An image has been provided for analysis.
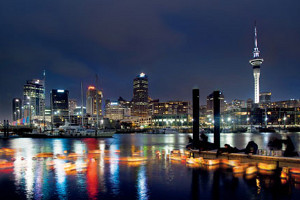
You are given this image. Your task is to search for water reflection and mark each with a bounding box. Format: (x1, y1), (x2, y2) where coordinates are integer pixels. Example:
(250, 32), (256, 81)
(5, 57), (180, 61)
(0, 133), (299, 200)
(137, 165), (149, 200)
(109, 144), (120, 196)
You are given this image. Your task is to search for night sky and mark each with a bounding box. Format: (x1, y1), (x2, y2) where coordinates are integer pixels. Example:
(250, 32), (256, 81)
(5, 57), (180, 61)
(1, 0), (300, 121)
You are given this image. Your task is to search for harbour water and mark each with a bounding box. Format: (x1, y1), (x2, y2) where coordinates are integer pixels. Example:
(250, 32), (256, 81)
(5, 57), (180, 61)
(0, 132), (299, 200)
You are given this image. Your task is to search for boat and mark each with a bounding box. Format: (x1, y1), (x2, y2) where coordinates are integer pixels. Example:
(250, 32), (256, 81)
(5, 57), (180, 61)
(247, 126), (259, 133)
(59, 122), (84, 133)
(19, 123), (115, 138)
(259, 127), (276, 133)
(158, 127), (178, 134)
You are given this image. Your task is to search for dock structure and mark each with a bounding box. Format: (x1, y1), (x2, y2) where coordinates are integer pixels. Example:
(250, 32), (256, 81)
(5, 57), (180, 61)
(190, 150), (300, 168)
(192, 88), (200, 146)
(213, 91), (220, 149)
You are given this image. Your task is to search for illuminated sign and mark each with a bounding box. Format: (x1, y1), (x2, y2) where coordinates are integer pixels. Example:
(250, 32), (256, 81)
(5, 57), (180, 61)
(88, 86), (95, 90)
(57, 89), (65, 93)
(111, 102), (118, 106)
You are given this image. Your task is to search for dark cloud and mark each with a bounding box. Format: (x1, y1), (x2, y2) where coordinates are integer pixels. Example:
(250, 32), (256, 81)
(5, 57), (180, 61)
(1, 0), (300, 120)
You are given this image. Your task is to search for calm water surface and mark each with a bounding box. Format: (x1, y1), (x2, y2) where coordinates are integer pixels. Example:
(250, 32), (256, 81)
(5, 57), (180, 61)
(0, 133), (299, 200)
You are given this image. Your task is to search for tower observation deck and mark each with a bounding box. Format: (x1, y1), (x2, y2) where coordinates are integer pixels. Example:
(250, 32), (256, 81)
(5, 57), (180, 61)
(249, 22), (264, 104)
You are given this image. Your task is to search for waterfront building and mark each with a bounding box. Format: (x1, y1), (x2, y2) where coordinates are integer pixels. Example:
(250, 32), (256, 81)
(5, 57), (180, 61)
(105, 100), (126, 121)
(249, 22), (264, 104)
(151, 101), (190, 116)
(132, 73), (149, 117)
(206, 91), (225, 114)
(23, 79), (45, 119)
(259, 92), (271, 108)
(12, 98), (22, 121)
(152, 114), (189, 127)
(68, 99), (77, 115)
(150, 100), (190, 127)
(86, 86), (103, 117)
(270, 99), (300, 108)
(51, 89), (69, 126)
(121, 116), (152, 128)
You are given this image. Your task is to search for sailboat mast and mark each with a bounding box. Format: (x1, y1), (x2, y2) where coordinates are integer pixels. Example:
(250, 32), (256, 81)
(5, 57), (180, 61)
(96, 74), (99, 129)
(81, 81), (84, 127)
(43, 69), (46, 131)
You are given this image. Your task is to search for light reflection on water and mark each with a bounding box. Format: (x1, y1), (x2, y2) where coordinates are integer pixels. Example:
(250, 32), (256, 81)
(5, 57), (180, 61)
(0, 133), (299, 200)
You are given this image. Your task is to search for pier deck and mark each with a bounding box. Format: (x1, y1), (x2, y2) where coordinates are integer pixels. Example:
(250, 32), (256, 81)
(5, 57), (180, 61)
(190, 150), (300, 168)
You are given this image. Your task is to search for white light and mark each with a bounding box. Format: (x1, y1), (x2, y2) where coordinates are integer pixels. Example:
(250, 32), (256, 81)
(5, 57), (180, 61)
(139, 73), (145, 78)
(227, 117), (231, 122)
(57, 89), (64, 93)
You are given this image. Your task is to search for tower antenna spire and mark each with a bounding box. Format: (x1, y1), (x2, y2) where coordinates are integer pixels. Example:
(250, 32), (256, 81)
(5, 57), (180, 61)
(253, 20), (260, 58)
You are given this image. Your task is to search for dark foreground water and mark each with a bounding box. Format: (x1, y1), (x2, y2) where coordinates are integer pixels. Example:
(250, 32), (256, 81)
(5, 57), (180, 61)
(0, 132), (299, 200)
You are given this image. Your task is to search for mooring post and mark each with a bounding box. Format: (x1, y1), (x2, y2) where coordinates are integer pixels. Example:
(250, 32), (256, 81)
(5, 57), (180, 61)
(6, 120), (9, 137)
(193, 88), (200, 148)
(213, 91), (220, 149)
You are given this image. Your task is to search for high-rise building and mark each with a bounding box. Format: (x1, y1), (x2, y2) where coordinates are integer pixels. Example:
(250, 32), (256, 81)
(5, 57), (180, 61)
(249, 22), (264, 104)
(86, 86), (103, 117)
(68, 99), (77, 115)
(51, 89), (69, 126)
(23, 79), (45, 118)
(12, 98), (22, 121)
(132, 73), (149, 117)
(206, 91), (225, 113)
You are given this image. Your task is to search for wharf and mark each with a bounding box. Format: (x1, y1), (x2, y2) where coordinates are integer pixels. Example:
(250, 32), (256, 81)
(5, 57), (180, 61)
(190, 149), (300, 168)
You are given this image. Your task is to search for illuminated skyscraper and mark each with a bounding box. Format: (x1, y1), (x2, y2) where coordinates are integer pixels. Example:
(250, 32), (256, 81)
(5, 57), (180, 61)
(132, 73), (149, 117)
(86, 86), (103, 117)
(12, 98), (22, 121)
(23, 79), (45, 118)
(51, 89), (69, 126)
(249, 22), (264, 104)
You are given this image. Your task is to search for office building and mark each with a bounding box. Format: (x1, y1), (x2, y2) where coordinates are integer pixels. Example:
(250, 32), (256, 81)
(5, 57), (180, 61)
(12, 98), (22, 121)
(206, 91), (225, 113)
(105, 100), (126, 120)
(51, 89), (69, 126)
(23, 79), (45, 118)
(86, 86), (103, 117)
(132, 73), (149, 117)
(69, 99), (77, 115)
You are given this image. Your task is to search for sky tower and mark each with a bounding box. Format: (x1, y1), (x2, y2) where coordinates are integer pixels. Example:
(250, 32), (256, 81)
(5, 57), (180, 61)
(249, 22), (264, 104)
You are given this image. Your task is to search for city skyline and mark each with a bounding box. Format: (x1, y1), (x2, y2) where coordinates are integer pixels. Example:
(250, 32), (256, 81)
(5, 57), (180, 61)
(1, 1), (300, 120)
